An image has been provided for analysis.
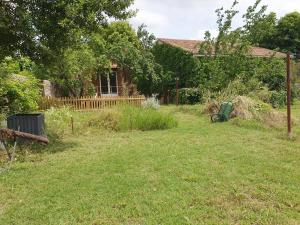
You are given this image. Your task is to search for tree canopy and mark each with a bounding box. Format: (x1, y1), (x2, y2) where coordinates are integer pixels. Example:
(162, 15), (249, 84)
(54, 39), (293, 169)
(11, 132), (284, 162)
(0, 0), (298, 106)
(0, 0), (135, 61)
(276, 12), (300, 56)
(151, 0), (287, 105)
(241, 1), (300, 56)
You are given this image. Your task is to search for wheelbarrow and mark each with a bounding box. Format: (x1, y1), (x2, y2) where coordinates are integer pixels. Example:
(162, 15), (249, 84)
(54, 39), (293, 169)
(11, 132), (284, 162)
(211, 102), (234, 123)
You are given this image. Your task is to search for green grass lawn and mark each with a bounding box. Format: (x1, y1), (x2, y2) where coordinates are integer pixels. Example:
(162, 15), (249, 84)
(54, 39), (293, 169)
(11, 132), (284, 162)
(0, 104), (300, 225)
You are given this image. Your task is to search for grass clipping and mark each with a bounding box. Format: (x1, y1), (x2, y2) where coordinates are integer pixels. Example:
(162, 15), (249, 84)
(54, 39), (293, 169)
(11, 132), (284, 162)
(205, 96), (293, 128)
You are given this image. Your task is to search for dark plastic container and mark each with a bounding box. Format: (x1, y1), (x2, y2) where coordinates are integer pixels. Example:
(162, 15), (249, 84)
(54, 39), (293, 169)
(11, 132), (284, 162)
(7, 113), (45, 136)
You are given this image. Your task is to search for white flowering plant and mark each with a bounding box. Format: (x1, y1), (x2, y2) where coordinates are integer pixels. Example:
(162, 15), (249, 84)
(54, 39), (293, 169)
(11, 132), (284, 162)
(142, 97), (160, 110)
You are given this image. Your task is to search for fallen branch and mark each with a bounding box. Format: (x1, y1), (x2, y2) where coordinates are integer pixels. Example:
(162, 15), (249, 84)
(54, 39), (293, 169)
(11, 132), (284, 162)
(0, 128), (49, 144)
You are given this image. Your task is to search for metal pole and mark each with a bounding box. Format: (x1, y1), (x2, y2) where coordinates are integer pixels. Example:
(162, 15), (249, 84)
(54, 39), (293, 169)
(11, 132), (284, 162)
(286, 52), (292, 138)
(176, 78), (179, 106)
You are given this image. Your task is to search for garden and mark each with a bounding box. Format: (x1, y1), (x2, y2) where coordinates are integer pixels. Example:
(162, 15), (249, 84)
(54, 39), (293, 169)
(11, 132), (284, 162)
(1, 0), (300, 224)
(0, 102), (300, 224)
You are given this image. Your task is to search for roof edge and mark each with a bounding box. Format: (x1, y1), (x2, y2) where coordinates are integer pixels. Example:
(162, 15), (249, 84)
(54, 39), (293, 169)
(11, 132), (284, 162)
(157, 38), (286, 58)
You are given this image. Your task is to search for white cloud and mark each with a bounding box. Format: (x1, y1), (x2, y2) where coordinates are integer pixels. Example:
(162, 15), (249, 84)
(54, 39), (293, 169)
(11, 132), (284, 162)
(194, 29), (219, 40)
(130, 10), (169, 30)
(129, 0), (300, 40)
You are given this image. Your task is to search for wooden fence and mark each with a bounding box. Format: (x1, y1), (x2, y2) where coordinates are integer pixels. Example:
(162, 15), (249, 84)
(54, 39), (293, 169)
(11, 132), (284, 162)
(39, 96), (146, 111)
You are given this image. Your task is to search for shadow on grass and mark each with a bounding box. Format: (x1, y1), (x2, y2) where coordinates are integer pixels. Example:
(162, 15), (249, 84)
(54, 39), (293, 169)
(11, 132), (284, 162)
(17, 132), (79, 156)
(0, 135), (78, 171)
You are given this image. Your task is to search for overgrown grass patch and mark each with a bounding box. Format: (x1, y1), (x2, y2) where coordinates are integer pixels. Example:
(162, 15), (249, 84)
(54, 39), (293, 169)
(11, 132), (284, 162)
(45, 105), (177, 138)
(87, 105), (178, 132)
(173, 104), (205, 116)
(119, 105), (178, 131)
(0, 103), (299, 224)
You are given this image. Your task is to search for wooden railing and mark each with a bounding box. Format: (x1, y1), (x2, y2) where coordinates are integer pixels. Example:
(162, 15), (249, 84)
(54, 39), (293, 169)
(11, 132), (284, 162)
(39, 96), (146, 111)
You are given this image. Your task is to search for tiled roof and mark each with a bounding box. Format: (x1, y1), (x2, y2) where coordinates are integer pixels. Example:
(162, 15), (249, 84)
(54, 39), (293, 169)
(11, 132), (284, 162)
(157, 38), (286, 58)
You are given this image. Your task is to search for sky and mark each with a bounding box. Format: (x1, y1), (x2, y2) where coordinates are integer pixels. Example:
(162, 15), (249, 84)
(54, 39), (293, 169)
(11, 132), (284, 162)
(129, 0), (300, 40)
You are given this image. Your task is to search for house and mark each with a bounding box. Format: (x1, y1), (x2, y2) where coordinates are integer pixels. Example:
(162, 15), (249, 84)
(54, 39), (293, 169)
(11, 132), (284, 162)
(43, 38), (287, 98)
(42, 64), (137, 98)
(156, 38), (288, 104)
(157, 38), (287, 58)
(92, 63), (137, 97)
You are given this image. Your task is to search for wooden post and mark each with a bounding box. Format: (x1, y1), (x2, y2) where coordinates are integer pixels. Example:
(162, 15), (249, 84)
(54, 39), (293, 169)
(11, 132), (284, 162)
(71, 116), (74, 134)
(175, 77), (179, 106)
(286, 52), (292, 138)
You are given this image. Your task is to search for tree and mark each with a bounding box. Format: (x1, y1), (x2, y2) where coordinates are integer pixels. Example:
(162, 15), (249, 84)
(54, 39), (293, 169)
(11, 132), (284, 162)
(152, 43), (201, 90)
(242, 0), (277, 48)
(137, 24), (156, 49)
(61, 45), (98, 97)
(0, 0), (138, 97)
(242, 4), (300, 57)
(0, 0), (135, 61)
(275, 12), (300, 55)
(135, 24), (159, 96)
(36, 21), (160, 97)
(199, 0), (288, 106)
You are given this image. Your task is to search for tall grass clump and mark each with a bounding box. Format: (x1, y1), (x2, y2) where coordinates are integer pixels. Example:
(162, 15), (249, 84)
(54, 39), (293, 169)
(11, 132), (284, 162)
(119, 105), (177, 131)
(88, 105), (177, 132)
(45, 106), (73, 139)
(87, 110), (122, 131)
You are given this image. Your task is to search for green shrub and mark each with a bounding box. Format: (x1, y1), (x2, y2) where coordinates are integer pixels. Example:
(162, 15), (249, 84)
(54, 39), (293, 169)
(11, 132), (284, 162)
(0, 113), (6, 127)
(250, 87), (272, 104)
(0, 57), (41, 116)
(206, 77), (288, 109)
(292, 86), (300, 101)
(172, 88), (203, 105)
(269, 90), (286, 108)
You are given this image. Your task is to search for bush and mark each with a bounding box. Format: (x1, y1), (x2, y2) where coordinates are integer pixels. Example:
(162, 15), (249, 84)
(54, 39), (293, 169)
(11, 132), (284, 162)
(0, 57), (41, 116)
(0, 113), (6, 127)
(142, 97), (160, 109)
(292, 86), (300, 101)
(249, 87), (272, 104)
(203, 77), (263, 104)
(250, 89), (286, 108)
(269, 90), (286, 108)
(206, 77), (289, 109)
(172, 88), (203, 105)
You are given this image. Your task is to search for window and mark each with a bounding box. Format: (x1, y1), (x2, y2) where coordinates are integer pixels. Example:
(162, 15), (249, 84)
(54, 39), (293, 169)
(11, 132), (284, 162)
(100, 71), (118, 96)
